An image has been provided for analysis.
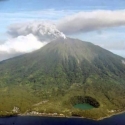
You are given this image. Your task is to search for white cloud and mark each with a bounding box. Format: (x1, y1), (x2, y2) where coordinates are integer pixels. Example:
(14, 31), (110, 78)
(0, 34), (47, 61)
(0, 9), (76, 33)
(0, 21), (67, 61)
(1, 9), (125, 61)
(0, 34), (46, 53)
(57, 10), (125, 34)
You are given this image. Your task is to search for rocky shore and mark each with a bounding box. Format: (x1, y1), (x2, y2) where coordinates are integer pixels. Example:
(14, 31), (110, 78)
(17, 109), (125, 121)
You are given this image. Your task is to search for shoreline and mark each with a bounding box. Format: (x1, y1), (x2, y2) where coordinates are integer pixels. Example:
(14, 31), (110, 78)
(96, 110), (125, 121)
(17, 109), (125, 121)
(1, 110), (125, 121)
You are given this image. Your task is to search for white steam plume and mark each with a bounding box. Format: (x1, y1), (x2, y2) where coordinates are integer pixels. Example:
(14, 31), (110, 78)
(57, 10), (125, 34)
(8, 21), (66, 40)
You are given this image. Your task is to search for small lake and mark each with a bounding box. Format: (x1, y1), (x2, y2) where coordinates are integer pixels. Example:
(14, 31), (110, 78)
(74, 103), (94, 110)
(0, 112), (125, 125)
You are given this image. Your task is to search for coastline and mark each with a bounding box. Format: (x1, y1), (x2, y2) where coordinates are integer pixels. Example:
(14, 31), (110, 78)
(16, 110), (125, 121)
(96, 110), (125, 121)
(1, 109), (125, 121)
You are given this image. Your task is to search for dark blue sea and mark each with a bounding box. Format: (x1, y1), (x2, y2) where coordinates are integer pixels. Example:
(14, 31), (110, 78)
(0, 113), (125, 125)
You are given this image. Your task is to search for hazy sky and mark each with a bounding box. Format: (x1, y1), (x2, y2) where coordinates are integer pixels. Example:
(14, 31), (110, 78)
(0, 0), (125, 60)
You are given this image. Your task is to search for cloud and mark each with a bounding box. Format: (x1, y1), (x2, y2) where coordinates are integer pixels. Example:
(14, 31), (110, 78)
(1, 9), (125, 60)
(7, 21), (66, 40)
(0, 34), (46, 53)
(0, 21), (67, 61)
(0, 34), (47, 61)
(57, 10), (125, 34)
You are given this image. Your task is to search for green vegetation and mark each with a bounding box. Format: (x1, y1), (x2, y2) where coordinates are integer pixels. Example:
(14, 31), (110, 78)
(0, 38), (125, 119)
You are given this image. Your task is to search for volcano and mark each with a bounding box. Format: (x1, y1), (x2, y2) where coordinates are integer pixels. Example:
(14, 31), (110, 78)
(0, 37), (125, 119)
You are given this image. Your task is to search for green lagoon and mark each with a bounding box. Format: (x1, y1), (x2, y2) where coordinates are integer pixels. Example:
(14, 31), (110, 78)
(74, 103), (94, 110)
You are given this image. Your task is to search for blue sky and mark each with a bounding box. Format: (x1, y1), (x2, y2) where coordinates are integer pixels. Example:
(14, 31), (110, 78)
(0, 0), (125, 58)
(1, 0), (125, 11)
(0, 0), (125, 32)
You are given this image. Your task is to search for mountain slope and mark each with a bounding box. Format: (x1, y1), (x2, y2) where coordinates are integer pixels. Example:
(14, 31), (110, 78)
(0, 38), (125, 119)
